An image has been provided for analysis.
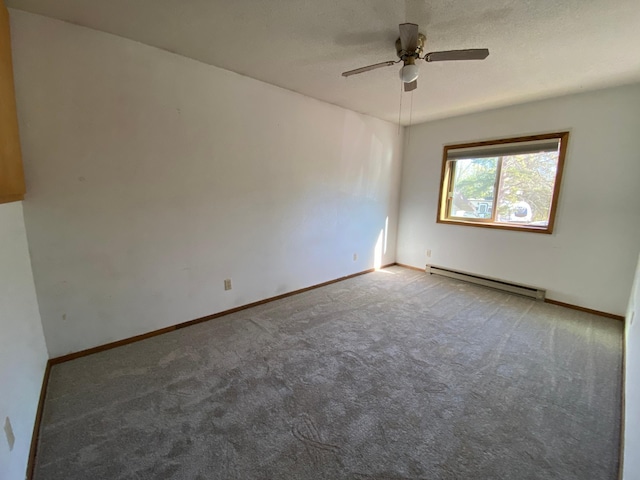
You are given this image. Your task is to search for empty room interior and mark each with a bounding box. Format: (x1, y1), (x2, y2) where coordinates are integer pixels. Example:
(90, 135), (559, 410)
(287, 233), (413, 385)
(1, 0), (640, 479)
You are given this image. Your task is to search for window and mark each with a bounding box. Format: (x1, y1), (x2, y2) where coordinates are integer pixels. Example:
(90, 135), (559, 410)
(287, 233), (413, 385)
(437, 132), (569, 234)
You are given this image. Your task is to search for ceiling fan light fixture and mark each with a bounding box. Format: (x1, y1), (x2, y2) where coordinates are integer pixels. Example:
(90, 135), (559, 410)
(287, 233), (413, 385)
(399, 64), (419, 83)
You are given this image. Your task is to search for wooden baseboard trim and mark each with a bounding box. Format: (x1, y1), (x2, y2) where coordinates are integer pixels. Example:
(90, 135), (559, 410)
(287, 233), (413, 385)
(50, 264), (395, 365)
(544, 299), (624, 321)
(394, 262), (426, 272)
(50, 325), (178, 365)
(26, 359), (52, 480)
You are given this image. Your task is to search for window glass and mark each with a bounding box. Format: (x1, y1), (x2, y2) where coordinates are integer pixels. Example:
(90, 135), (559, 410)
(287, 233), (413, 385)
(449, 158), (497, 219)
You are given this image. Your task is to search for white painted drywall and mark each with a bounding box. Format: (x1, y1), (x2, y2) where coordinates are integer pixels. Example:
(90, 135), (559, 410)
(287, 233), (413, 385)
(397, 84), (640, 316)
(9, 11), (403, 357)
(623, 252), (640, 479)
(0, 202), (48, 480)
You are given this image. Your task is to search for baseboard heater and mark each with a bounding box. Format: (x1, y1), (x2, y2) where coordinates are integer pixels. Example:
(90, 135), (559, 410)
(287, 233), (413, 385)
(425, 264), (546, 300)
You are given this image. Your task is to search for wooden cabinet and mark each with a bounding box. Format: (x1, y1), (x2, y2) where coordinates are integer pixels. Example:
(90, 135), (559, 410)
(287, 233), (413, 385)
(0, 0), (25, 204)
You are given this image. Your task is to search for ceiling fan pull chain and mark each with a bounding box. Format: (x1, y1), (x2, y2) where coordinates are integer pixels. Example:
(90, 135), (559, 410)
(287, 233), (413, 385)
(409, 89), (414, 128)
(397, 78), (403, 135)
(406, 89), (414, 147)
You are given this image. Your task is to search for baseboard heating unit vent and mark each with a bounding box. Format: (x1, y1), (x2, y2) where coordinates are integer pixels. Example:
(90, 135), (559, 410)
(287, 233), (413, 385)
(426, 265), (545, 300)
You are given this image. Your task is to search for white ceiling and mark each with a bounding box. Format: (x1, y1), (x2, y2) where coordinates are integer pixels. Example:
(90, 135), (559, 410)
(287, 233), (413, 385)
(7, 0), (640, 125)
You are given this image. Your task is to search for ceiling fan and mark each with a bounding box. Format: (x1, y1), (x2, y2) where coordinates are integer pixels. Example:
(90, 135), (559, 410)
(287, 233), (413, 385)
(342, 23), (489, 92)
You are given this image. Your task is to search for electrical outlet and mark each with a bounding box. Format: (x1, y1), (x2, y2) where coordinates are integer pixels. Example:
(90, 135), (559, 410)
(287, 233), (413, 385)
(224, 279), (232, 291)
(353, 253), (358, 261)
(426, 249), (432, 258)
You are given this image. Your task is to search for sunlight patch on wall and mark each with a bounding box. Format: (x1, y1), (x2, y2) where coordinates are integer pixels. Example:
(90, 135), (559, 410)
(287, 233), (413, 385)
(384, 216), (389, 255)
(374, 229), (384, 270)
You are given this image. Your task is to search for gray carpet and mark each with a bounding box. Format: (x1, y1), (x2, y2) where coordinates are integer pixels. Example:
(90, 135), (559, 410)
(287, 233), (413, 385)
(34, 266), (623, 479)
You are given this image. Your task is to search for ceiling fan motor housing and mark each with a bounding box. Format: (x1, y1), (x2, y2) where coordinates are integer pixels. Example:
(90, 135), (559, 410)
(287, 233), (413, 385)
(396, 33), (425, 61)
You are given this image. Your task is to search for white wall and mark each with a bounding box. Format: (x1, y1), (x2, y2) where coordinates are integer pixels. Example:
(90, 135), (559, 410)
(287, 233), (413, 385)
(9, 10), (403, 358)
(0, 202), (48, 480)
(397, 84), (640, 316)
(623, 253), (640, 479)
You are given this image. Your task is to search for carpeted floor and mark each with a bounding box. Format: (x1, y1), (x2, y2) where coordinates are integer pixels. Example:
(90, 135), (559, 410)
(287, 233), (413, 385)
(34, 266), (623, 479)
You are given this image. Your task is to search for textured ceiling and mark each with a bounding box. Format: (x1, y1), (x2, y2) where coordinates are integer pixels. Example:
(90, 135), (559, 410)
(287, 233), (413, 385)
(6, 0), (640, 125)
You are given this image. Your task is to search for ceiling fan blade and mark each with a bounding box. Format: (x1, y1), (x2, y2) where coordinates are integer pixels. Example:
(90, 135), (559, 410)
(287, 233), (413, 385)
(425, 49), (490, 62)
(404, 79), (417, 92)
(399, 23), (419, 52)
(341, 60), (396, 77)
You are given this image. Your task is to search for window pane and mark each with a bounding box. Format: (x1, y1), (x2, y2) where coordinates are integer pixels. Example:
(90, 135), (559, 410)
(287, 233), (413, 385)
(449, 158), (497, 219)
(438, 132), (568, 233)
(495, 152), (560, 226)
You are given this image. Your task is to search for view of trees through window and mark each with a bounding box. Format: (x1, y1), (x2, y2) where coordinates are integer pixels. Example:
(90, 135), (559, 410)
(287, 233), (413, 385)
(449, 151), (560, 226)
(438, 132), (568, 233)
